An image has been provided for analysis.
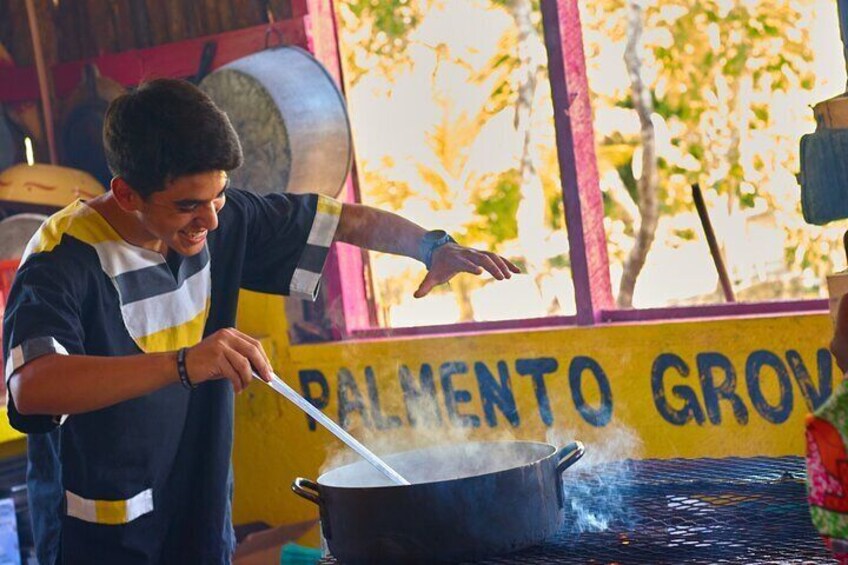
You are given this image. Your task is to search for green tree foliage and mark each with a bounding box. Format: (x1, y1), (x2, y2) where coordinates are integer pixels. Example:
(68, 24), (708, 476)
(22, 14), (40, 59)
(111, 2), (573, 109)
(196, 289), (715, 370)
(585, 0), (836, 302)
(336, 0), (427, 85)
(649, 1), (814, 205)
(336, 0), (572, 322)
(340, 0), (837, 319)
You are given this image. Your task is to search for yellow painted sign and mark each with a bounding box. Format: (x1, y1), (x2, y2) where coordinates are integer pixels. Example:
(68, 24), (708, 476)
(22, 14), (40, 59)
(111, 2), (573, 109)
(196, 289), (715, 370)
(232, 291), (834, 538)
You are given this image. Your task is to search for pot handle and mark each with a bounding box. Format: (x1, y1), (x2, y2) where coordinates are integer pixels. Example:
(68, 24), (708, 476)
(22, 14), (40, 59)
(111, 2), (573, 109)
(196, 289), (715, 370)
(555, 441), (585, 475)
(291, 478), (322, 506)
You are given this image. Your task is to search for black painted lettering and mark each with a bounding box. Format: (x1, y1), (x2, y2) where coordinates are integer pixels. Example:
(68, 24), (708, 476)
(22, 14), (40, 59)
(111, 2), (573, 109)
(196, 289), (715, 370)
(786, 349), (833, 411)
(568, 356), (613, 427)
(398, 364), (443, 428)
(516, 357), (557, 426)
(651, 353), (706, 426)
(440, 362), (481, 428)
(696, 352), (748, 425)
(475, 361), (520, 428)
(299, 369), (329, 432)
(337, 368), (371, 430)
(364, 367), (402, 430)
(745, 350), (792, 424)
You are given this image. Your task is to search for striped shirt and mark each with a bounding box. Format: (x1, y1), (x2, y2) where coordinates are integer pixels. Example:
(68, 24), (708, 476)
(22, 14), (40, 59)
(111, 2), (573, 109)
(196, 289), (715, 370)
(2, 188), (340, 564)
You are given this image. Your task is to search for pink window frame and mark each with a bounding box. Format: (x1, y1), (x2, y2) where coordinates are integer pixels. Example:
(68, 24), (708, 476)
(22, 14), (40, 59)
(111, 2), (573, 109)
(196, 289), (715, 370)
(320, 0), (829, 340)
(0, 1), (822, 341)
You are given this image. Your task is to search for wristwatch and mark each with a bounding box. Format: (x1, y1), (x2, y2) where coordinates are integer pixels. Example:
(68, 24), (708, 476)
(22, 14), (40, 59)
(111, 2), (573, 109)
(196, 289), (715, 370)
(419, 229), (456, 270)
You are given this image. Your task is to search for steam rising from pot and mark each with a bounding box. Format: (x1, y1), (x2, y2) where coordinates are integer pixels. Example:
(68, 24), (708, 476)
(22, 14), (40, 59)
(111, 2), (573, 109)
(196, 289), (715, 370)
(550, 425), (643, 533)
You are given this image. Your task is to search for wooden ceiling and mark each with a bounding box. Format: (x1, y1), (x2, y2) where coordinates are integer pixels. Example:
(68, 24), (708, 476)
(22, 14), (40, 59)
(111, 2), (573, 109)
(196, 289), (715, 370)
(0, 0), (297, 67)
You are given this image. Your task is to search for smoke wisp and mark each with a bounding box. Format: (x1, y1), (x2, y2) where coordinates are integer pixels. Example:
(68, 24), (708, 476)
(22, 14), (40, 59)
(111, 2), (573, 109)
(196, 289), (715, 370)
(549, 424), (643, 533)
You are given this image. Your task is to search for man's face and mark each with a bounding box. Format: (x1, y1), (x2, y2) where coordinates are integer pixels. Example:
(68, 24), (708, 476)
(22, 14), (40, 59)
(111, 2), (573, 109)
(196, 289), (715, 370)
(137, 170), (228, 256)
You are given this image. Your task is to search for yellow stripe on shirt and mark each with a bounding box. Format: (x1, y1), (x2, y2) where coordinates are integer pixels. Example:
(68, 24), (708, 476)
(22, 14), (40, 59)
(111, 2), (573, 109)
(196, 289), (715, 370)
(305, 195), (342, 250)
(94, 499), (128, 526)
(26, 201), (120, 258)
(23, 201), (211, 354)
(66, 488), (154, 525)
(133, 299), (211, 353)
(316, 194), (342, 217)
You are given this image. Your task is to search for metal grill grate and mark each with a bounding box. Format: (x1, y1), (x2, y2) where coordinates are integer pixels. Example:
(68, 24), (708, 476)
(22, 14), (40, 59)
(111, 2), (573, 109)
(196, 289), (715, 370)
(320, 456), (836, 564)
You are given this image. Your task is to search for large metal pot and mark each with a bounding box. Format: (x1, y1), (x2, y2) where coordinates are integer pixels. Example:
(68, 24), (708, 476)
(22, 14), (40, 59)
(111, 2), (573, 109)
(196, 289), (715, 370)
(292, 440), (585, 564)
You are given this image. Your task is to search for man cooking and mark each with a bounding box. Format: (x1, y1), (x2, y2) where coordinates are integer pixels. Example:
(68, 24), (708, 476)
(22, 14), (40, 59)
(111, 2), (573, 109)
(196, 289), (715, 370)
(2, 78), (519, 564)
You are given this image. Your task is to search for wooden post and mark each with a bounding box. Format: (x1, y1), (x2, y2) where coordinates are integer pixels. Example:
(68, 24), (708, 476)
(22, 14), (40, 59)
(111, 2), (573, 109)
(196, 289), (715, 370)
(540, 0), (613, 324)
(24, 0), (58, 165)
(692, 184), (735, 303)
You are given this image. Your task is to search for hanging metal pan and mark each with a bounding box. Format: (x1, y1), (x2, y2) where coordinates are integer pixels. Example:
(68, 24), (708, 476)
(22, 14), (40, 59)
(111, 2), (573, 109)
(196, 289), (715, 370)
(200, 46), (352, 198)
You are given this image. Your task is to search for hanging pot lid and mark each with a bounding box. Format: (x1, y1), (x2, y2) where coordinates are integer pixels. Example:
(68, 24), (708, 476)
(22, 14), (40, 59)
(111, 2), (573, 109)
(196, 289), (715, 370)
(0, 163), (105, 213)
(0, 213), (48, 261)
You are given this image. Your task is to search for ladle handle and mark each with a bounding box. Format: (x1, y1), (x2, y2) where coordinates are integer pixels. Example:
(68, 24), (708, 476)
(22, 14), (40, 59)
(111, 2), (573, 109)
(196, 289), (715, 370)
(256, 371), (410, 486)
(555, 441), (585, 475)
(292, 478), (322, 506)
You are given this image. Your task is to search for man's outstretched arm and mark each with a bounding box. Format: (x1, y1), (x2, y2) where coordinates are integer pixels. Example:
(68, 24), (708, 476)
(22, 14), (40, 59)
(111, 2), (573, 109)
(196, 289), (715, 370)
(334, 202), (520, 298)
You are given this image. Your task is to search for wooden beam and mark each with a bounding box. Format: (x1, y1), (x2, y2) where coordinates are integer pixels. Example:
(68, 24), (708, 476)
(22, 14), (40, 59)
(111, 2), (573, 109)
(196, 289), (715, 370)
(24, 0), (57, 164)
(540, 0), (613, 325)
(0, 18), (309, 104)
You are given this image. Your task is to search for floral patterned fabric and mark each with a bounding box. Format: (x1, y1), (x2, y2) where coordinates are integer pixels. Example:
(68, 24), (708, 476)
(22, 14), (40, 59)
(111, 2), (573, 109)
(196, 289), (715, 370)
(807, 377), (848, 564)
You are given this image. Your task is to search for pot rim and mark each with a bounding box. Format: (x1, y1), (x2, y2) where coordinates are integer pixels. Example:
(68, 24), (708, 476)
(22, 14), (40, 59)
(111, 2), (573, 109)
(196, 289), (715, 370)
(315, 439), (567, 490)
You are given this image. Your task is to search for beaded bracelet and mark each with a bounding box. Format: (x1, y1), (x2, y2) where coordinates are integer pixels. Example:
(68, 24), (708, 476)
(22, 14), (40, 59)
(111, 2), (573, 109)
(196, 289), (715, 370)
(177, 347), (196, 390)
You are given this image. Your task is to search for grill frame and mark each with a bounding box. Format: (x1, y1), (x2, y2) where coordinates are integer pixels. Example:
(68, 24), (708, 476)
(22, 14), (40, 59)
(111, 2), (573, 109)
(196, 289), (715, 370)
(319, 456), (835, 564)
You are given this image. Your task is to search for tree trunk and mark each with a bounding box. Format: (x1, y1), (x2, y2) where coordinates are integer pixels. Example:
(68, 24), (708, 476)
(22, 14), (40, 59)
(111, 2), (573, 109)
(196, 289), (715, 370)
(618, 0), (659, 308)
(452, 276), (476, 323)
(717, 67), (752, 296)
(508, 0), (549, 305)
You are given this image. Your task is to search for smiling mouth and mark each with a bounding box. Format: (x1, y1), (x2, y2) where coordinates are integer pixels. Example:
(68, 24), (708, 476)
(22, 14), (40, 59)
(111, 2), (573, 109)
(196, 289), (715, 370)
(180, 228), (208, 244)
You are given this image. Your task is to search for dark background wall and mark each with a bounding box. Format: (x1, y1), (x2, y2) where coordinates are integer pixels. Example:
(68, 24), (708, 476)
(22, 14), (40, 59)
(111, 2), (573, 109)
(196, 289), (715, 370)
(0, 0), (297, 66)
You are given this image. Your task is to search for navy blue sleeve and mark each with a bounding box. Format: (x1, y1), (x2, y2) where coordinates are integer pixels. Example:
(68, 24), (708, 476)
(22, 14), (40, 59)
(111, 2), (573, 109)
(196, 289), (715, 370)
(226, 189), (342, 299)
(3, 254), (86, 433)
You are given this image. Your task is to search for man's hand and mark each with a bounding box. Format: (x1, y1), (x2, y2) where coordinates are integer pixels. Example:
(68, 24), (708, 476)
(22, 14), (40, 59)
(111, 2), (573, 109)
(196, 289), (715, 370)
(414, 243), (521, 298)
(185, 328), (273, 393)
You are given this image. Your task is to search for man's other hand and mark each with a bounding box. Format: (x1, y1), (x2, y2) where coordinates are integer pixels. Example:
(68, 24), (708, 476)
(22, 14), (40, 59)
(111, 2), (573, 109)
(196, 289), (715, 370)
(414, 243), (521, 299)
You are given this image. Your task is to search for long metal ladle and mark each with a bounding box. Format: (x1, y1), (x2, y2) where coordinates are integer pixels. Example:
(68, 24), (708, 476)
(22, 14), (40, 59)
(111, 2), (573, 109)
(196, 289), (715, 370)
(254, 371), (411, 486)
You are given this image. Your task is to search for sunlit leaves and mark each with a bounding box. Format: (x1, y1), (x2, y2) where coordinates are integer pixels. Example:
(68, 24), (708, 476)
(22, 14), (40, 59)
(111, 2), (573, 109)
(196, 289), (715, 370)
(584, 0), (836, 300)
(336, 0), (428, 85)
(468, 168), (522, 244)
